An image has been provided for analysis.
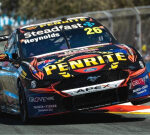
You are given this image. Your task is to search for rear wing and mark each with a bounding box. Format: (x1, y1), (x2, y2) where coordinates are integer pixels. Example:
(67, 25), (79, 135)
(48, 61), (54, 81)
(0, 35), (9, 42)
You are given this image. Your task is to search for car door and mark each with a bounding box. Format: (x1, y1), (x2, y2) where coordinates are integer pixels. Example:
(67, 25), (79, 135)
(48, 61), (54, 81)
(0, 32), (19, 111)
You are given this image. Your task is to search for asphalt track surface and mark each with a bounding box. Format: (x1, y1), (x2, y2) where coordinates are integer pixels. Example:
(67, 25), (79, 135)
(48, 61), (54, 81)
(0, 103), (150, 135)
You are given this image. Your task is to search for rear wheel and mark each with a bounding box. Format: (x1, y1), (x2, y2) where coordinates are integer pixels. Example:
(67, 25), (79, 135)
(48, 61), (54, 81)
(18, 81), (29, 123)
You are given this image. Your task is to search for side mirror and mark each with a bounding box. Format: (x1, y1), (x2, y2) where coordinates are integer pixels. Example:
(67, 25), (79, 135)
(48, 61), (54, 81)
(0, 53), (9, 61)
(12, 53), (18, 60)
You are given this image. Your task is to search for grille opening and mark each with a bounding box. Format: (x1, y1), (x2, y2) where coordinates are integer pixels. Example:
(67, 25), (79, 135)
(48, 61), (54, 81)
(63, 87), (128, 110)
(55, 70), (129, 91)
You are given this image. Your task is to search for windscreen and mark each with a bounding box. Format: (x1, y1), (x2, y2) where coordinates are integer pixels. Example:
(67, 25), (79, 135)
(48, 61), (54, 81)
(19, 17), (117, 58)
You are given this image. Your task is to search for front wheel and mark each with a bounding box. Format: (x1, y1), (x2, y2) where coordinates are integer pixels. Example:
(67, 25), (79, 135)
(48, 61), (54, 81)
(18, 81), (29, 123)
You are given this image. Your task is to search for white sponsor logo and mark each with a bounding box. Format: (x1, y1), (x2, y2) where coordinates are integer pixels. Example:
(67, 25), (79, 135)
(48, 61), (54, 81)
(58, 48), (98, 57)
(29, 96), (54, 102)
(87, 76), (101, 82)
(33, 104), (57, 112)
(23, 33), (60, 44)
(24, 23), (83, 39)
(133, 85), (148, 95)
(63, 79), (124, 96)
(33, 104), (57, 109)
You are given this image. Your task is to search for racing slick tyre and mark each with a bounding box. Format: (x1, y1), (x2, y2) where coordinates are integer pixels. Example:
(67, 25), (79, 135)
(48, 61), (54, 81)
(18, 81), (29, 123)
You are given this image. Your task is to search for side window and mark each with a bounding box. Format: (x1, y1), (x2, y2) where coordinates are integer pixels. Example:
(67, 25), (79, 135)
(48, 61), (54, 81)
(6, 32), (19, 59)
(7, 34), (15, 51)
(9, 45), (16, 54)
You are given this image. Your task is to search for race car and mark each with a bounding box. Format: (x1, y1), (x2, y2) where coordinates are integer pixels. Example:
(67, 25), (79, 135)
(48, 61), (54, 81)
(0, 17), (150, 123)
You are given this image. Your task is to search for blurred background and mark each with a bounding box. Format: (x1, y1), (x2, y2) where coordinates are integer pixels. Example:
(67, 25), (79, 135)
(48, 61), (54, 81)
(0, 0), (150, 67)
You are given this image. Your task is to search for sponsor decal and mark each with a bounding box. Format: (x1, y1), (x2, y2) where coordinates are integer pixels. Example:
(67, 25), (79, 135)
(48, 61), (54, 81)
(87, 76), (101, 82)
(29, 96), (54, 102)
(33, 104), (57, 112)
(131, 78), (145, 88)
(44, 52), (127, 76)
(58, 48), (98, 57)
(74, 65), (105, 73)
(63, 79), (124, 96)
(38, 59), (56, 69)
(39, 18), (86, 28)
(23, 23), (83, 39)
(133, 85), (148, 95)
(131, 75), (148, 89)
(33, 43), (111, 59)
(22, 33), (60, 44)
(101, 84), (111, 88)
(84, 27), (103, 35)
(83, 22), (95, 27)
(84, 68), (97, 72)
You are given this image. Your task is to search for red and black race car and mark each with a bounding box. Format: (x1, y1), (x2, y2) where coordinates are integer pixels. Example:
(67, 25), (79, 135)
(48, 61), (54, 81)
(0, 17), (150, 123)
